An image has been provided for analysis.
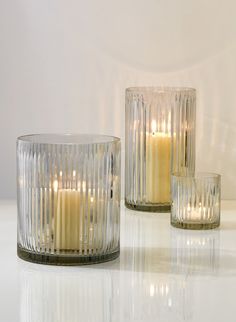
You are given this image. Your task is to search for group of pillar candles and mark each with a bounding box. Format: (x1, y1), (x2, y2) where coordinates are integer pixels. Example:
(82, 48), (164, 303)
(17, 87), (221, 265)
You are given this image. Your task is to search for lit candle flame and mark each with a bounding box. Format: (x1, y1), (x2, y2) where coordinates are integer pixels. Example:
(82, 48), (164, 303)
(151, 120), (157, 134)
(53, 180), (58, 192)
(151, 119), (171, 136)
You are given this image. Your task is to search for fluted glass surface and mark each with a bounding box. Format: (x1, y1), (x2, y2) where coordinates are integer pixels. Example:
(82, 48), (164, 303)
(125, 87), (196, 212)
(17, 134), (121, 265)
(171, 173), (221, 229)
(20, 263), (113, 322)
(171, 229), (219, 274)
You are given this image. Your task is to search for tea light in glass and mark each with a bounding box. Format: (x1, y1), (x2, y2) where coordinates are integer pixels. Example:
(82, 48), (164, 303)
(171, 172), (221, 229)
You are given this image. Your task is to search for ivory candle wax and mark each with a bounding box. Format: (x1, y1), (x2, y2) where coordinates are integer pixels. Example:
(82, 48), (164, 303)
(146, 120), (171, 204)
(54, 189), (92, 251)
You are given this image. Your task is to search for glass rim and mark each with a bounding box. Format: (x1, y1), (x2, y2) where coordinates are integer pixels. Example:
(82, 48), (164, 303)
(172, 172), (221, 179)
(126, 86), (196, 94)
(17, 133), (121, 146)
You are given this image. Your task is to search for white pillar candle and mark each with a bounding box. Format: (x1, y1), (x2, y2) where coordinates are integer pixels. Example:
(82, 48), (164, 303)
(146, 120), (171, 203)
(53, 175), (94, 251)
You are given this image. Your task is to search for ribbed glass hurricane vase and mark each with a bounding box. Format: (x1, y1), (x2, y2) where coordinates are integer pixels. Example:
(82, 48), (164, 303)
(17, 134), (121, 265)
(171, 173), (221, 229)
(125, 87), (196, 212)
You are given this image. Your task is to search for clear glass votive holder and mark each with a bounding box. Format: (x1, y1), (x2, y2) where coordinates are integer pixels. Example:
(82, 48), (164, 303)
(171, 173), (221, 229)
(17, 134), (121, 265)
(125, 87), (196, 212)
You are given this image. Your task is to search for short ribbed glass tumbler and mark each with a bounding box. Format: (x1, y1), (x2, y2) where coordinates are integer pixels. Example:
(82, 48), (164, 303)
(17, 134), (121, 265)
(171, 173), (221, 229)
(125, 87), (196, 212)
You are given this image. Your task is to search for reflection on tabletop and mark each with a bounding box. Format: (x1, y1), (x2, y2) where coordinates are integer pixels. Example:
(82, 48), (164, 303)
(19, 263), (114, 322)
(121, 208), (220, 275)
(18, 207), (236, 322)
(18, 261), (192, 322)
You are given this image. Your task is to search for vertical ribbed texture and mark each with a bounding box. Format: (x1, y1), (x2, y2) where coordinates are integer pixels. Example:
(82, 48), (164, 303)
(171, 173), (221, 229)
(171, 229), (219, 274)
(20, 265), (112, 322)
(125, 87), (196, 211)
(17, 135), (121, 263)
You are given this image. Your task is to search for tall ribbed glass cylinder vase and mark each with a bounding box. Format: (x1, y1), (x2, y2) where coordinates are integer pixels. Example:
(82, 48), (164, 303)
(125, 87), (196, 212)
(17, 134), (121, 265)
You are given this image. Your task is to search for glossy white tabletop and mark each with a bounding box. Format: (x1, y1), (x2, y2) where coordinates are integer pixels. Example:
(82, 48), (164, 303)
(1, 200), (236, 322)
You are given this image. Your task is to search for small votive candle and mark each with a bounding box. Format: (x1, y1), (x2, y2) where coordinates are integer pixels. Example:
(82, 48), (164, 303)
(171, 173), (221, 229)
(17, 134), (121, 265)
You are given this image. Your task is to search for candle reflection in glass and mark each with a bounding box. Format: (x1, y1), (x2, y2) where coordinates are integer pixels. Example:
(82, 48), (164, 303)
(19, 262), (113, 322)
(170, 228), (220, 275)
(116, 209), (193, 322)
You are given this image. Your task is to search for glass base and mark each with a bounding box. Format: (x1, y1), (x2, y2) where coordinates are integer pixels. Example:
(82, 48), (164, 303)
(17, 245), (120, 266)
(171, 221), (220, 230)
(125, 200), (170, 213)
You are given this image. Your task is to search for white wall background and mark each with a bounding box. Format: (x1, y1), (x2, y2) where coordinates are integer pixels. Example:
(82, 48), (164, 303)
(0, 0), (236, 199)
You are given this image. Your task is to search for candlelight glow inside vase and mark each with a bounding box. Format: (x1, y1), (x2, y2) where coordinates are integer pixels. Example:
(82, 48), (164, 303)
(17, 134), (121, 265)
(171, 172), (221, 229)
(125, 87), (196, 212)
